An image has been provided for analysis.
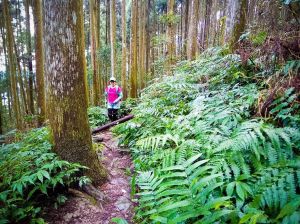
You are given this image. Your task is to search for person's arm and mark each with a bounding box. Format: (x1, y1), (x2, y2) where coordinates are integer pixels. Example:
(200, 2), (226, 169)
(113, 87), (123, 103)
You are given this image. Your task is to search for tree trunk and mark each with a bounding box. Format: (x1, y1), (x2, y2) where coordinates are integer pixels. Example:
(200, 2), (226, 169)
(33, 0), (46, 126)
(43, 0), (107, 184)
(90, 0), (101, 105)
(130, 0), (138, 98)
(229, 0), (248, 52)
(121, 0), (127, 99)
(110, 0), (116, 78)
(139, 0), (146, 88)
(105, 0), (110, 87)
(3, 0), (22, 129)
(25, 0), (35, 115)
(187, 0), (200, 60)
(96, 0), (103, 99)
(145, 0), (151, 80)
(14, 45), (28, 115)
(203, 0), (212, 49)
(182, 0), (189, 59)
(166, 0), (175, 74)
(0, 94), (3, 135)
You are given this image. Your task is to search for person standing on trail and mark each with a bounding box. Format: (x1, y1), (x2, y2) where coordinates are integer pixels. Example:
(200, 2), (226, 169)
(105, 77), (123, 122)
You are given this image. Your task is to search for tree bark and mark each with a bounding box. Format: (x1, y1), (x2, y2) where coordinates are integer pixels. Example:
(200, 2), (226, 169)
(187, 0), (200, 60)
(145, 0), (151, 80)
(230, 0), (248, 52)
(96, 0), (103, 98)
(25, 0), (35, 115)
(0, 94), (3, 135)
(3, 0), (22, 129)
(139, 0), (146, 88)
(166, 0), (175, 74)
(130, 0), (138, 98)
(14, 44), (28, 115)
(43, 0), (107, 184)
(110, 0), (116, 78)
(90, 0), (101, 105)
(182, 0), (189, 59)
(33, 0), (46, 126)
(121, 0), (127, 99)
(203, 0), (212, 49)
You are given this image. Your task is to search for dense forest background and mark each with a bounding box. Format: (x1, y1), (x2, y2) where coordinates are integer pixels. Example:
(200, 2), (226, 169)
(0, 0), (300, 223)
(0, 0), (299, 132)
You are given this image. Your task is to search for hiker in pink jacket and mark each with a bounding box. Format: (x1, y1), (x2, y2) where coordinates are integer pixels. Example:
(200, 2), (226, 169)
(105, 77), (123, 121)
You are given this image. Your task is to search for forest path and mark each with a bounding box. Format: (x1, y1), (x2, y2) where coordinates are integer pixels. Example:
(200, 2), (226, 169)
(45, 130), (135, 224)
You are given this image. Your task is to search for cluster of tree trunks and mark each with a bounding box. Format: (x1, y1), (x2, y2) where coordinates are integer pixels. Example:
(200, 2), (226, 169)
(1, 0), (297, 183)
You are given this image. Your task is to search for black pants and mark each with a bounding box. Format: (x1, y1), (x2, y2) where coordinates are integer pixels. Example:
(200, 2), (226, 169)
(108, 108), (118, 122)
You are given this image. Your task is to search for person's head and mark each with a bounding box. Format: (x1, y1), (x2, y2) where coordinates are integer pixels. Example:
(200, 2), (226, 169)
(110, 77), (116, 86)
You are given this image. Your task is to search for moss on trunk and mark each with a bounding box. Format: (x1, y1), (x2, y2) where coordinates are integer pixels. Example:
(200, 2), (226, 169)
(43, 0), (107, 184)
(229, 0), (248, 52)
(33, 0), (46, 126)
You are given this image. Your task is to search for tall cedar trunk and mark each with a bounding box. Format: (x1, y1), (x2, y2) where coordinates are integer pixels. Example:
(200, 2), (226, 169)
(96, 0), (103, 98)
(15, 1), (29, 115)
(139, 0), (146, 89)
(0, 27), (9, 127)
(90, 0), (101, 105)
(33, 0), (46, 126)
(130, 0), (138, 98)
(105, 0), (110, 85)
(121, 0), (127, 99)
(182, 0), (189, 59)
(145, 0), (150, 80)
(203, 0), (212, 49)
(14, 44), (28, 115)
(25, 0), (35, 114)
(3, 20), (26, 117)
(0, 94), (3, 134)
(110, 0), (116, 78)
(166, 0), (175, 74)
(187, 0), (200, 60)
(7, 90), (12, 120)
(43, 0), (107, 184)
(230, 0), (248, 52)
(3, 0), (22, 129)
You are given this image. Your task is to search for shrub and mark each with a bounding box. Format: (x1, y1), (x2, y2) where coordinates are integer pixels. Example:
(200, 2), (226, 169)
(88, 106), (109, 128)
(0, 128), (90, 223)
(114, 48), (300, 223)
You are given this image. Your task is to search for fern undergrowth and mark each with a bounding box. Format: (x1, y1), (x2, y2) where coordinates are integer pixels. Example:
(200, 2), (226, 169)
(114, 47), (300, 223)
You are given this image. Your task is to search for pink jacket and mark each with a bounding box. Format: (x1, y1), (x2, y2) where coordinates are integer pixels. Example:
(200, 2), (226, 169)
(105, 85), (123, 109)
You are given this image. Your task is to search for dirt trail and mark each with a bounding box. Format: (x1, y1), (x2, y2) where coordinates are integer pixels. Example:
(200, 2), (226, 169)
(44, 130), (135, 224)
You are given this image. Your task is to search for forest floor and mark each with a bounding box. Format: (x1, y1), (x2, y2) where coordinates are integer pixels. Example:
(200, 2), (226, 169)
(44, 130), (135, 224)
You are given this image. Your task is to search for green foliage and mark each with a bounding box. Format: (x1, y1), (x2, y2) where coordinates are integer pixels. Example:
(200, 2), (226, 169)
(88, 106), (109, 128)
(114, 48), (300, 223)
(159, 13), (180, 25)
(282, 60), (300, 75)
(0, 128), (90, 223)
(282, 0), (300, 5)
(251, 31), (268, 46)
(119, 98), (138, 117)
(270, 88), (300, 127)
(111, 217), (129, 224)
